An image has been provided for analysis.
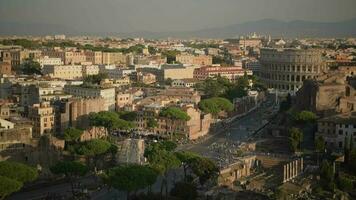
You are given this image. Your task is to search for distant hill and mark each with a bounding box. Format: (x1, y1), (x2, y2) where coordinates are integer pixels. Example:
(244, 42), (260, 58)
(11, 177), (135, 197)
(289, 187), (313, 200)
(1, 18), (356, 38)
(187, 18), (356, 38)
(0, 21), (75, 36)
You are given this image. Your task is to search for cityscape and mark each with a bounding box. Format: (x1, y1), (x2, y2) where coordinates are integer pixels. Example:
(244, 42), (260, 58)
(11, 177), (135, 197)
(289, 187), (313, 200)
(0, 1), (356, 200)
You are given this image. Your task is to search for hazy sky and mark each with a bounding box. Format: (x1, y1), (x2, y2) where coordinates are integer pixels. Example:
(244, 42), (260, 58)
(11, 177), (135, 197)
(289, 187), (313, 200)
(1, 0), (355, 33)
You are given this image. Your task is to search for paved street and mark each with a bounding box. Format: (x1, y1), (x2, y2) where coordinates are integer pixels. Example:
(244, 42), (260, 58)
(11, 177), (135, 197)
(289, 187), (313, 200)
(178, 97), (277, 166)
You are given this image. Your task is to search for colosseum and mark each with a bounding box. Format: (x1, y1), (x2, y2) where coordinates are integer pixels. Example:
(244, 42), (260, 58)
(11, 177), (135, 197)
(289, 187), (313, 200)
(260, 48), (326, 94)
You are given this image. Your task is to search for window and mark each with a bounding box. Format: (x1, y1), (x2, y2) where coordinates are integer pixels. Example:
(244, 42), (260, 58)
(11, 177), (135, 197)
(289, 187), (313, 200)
(339, 130), (343, 135)
(339, 141), (343, 148)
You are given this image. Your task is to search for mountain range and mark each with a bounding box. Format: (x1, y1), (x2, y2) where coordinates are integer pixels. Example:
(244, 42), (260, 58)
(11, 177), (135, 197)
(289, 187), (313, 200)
(1, 18), (356, 39)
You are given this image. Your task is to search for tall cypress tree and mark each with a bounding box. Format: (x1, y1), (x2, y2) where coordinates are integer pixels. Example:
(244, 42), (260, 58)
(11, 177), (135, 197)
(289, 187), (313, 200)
(344, 136), (350, 165)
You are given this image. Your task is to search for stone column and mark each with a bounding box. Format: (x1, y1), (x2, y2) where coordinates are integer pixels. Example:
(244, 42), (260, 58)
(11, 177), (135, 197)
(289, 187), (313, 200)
(283, 165), (287, 182)
(286, 163), (290, 181)
(301, 157), (304, 172)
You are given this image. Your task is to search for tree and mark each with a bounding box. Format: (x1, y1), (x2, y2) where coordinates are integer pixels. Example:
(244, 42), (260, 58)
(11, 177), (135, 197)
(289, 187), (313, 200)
(320, 160), (335, 191)
(195, 78), (228, 98)
(75, 139), (112, 171)
(159, 107), (191, 121)
(189, 157), (219, 185)
(170, 181), (198, 200)
(0, 176), (23, 200)
(198, 97), (234, 116)
(294, 111), (317, 123)
(164, 78), (173, 86)
(89, 111), (135, 131)
(118, 111), (137, 122)
(315, 136), (325, 165)
(145, 142), (180, 198)
(348, 149), (356, 175)
(147, 117), (158, 130)
(148, 46), (157, 55)
(0, 161), (38, 184)
(160, 107), (191, 140)
(50, 161), (88, 195)
(175, 151), (200, 180)
(289, 127), (303, 152)
(105, 164), (158, 200)
(64, 128), (84, 143)
(83, 73), (108, 85)
(161, 50), (180, 64)
(21, 58), (42, 75)
(344, 136), (350, 165)
(337, 175), (353, 192)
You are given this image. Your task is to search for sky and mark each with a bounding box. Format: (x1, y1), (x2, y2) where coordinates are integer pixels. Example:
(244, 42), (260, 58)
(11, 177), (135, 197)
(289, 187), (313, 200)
(0, 0), (355, 33)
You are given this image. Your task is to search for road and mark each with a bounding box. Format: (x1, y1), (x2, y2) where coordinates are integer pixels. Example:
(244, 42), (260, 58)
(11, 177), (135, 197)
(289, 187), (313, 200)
(178, 97), (277, 166)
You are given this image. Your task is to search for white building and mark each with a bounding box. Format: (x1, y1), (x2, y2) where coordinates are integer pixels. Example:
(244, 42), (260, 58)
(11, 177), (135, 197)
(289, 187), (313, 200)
(64, 85), (116, 110)
(36, 56), (63, 68)
(0, 118), (14, 130)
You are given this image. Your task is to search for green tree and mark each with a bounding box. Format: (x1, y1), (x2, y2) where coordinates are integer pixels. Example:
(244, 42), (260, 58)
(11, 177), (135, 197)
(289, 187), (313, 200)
(50, 161), (88, 195)
(189, 157), (219, 185)
(148, 46), (157, 55)
(159, 107), (191, 121)
(147, 117), (158, 130)
(118, 111), (138, 122)
(348, 149), (356, 175)
(161, 50), (180, 64)
(344, 136), (350, 165)
(198, 97), (234, 116)
(320, 160), (335, 191)
(0, 161), (38, 184)
(315, 136), (325, 165)
(294, 111), (317, 123)
(145, 142), (180, 198)
(160, 107), (191, 140)
(337, 175), (353, 192)
(83, 73), (108, 85)
(21, 58), (42, 75)
(75, 139), (112, 171)
(64, 127), (84, 143)
(89, 111), (135, 131)
(289, 127), (303, 152)
(0, 176), (23, 200)
(105, 164), (158, 200)
(175, 151), (200, 180)
(164, 78), (173, 86)
(195, 78), (228, 98)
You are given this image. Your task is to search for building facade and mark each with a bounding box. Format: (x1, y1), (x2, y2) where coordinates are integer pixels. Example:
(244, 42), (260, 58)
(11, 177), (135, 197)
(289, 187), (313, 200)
(260, 48), (326, 94)
(64, 85), (116, 110)
(28, 102), (55, 138)
(193, 66), (252, 82)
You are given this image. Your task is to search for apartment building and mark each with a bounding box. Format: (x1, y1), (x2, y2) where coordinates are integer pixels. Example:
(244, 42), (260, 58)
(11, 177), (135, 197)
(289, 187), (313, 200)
(54, 97), (106, 134)
(102, 52), (128, 65)
(42, 65), (83, 79)
(135, 105), (212, 140)
(194, 66), (252, 82)
(28, 102), (55, 137)
(316, 112), (356, 150)
(36, 56), (63, 68)
(85, 51), (103, 65)
(159, 87), (201, 104)
(64, 85), (116, 110)
(176, 54), (212, 66)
